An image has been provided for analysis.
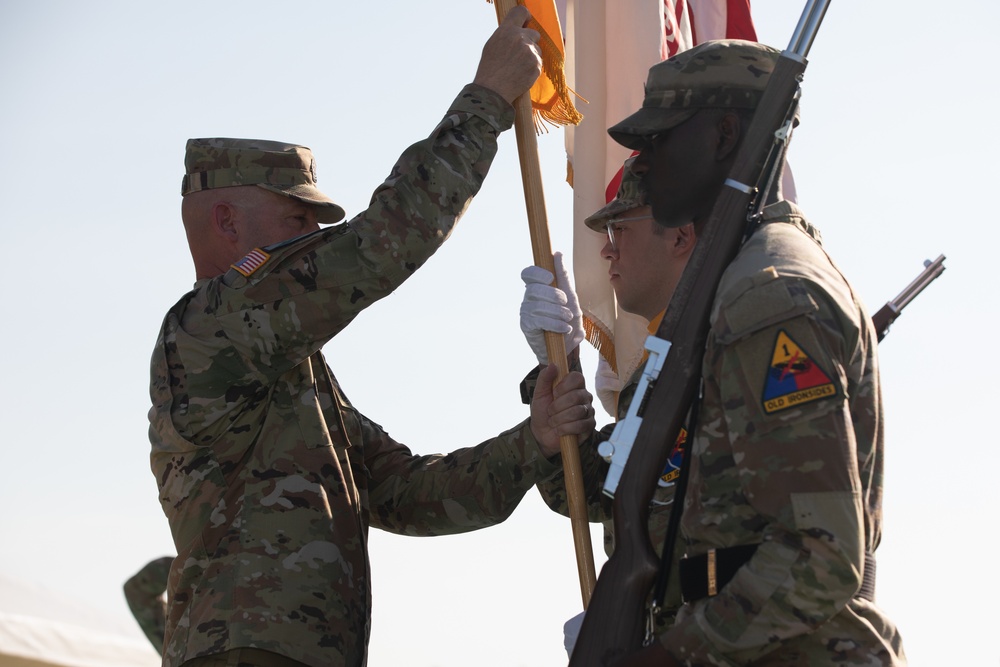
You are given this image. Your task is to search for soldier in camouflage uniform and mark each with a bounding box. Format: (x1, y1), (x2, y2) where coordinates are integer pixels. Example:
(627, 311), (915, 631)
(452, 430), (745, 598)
(525, 40), (907, 666)
(520, 160), (696, 641)
(147, 8), (597, 667)
(124, 555), (174, 653)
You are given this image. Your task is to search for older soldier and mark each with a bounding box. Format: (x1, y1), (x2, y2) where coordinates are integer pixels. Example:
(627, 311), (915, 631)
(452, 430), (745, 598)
(525, 40), (907, 665)
(148, 8), (595, 667)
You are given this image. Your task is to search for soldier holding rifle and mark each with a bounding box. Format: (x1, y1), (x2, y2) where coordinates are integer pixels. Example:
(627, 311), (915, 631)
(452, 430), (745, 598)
(522, 40), (906, 665)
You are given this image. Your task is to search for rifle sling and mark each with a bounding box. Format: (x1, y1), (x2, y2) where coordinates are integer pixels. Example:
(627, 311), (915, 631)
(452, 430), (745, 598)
(679, 545), (877, 603)
(650, 383), (703, 609)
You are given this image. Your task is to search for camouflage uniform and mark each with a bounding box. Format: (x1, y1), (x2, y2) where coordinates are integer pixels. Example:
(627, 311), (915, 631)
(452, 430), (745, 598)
(536, 361), (686, 635)
(534, 162), (686, 633)
(591, 39), (906, 665)
(123, 556), (174, 654)
(660, 201), (905, 665)
(148, 85), (562, 667)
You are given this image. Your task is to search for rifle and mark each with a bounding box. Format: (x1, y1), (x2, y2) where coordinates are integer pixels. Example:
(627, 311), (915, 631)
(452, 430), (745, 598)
(568, 2), (831, 665)
(872, 254), (946, 341)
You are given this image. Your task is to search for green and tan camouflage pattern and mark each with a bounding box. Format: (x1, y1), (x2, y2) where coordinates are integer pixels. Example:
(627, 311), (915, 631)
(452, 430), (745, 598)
(540, 203), (905, 662)
(536, 363), (687, 634)
(583, 157), (648, 232)
(149, 84), (561, 667)
(123, 556), (174, 654)
(662, 202), (906, 665)
(608, 39), (781, 150)
(182, 137), (347, 224)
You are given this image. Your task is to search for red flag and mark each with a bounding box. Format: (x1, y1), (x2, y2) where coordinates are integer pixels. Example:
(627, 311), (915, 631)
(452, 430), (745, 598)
(688, 0), (757, 42)
(560, 0), (758, 414)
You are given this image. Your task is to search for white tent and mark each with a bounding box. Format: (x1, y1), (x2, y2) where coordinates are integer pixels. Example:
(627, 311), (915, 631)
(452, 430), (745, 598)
(0, 574), (158, 667)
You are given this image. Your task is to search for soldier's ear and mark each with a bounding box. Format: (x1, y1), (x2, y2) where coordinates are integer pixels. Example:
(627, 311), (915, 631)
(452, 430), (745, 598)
(674, 223), (697, 257)
(715, 112), (742, 162)
(211, 202), (239, 243)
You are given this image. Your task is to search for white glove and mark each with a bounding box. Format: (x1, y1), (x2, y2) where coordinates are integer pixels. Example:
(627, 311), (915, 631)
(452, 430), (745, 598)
(563, 610), (586, 658)
(520, 251), (585, 365)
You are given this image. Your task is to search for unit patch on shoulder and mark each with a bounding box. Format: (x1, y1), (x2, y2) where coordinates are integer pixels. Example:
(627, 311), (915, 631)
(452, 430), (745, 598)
(231, 248), (271, 277)
(658, 427), (687, 487)
(761, 329), (836, 414)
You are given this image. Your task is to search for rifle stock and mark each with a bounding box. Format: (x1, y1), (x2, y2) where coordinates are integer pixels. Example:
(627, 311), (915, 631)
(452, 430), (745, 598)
(569, 5), (828, 664)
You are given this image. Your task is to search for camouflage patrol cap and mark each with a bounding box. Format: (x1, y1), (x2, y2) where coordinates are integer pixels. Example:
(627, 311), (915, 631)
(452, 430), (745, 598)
(583, 157), (647, 232)
(182, 138), (346, 225)
(608, 39), (781, 150)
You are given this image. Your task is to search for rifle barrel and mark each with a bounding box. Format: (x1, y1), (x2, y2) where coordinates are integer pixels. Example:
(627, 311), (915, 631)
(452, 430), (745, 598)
(872, 254), (946, 341)
(788, 0), (832, 57)
(891, 254), (946, 312)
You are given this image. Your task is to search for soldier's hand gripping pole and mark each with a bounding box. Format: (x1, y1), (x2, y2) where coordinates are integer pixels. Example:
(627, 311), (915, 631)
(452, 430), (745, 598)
(568, 1), (831, 664)
(491, 0), (597, 609)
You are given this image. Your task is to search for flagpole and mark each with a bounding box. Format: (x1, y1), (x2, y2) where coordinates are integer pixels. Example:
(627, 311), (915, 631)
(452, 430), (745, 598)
(492, 0), (597, 609)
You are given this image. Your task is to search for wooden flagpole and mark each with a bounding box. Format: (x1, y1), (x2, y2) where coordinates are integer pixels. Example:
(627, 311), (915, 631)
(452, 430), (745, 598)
(492, 0), (597, 608)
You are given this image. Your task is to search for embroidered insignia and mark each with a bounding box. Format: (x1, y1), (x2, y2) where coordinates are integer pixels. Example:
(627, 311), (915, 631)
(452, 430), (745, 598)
(658, 427), (687, 487)
(231, 248), (271, 277)
(761, 330), (836, 414)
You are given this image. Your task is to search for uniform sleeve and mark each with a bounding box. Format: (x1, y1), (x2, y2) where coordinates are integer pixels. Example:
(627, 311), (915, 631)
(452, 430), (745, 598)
(516, 359), (612, 522)
(122, 556), (174, 653)
(172, 85), (513, 442)
(535, 422), (613, 523)
(358, 414), (563, 535)
(664, 278), (867, 664)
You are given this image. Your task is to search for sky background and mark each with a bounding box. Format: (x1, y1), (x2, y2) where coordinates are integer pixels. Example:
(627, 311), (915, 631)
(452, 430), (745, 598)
(1, 1), (997, 665)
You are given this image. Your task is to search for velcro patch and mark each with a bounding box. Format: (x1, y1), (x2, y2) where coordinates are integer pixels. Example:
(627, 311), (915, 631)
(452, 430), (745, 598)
(230, 248), (271, 277)
(761, 329), (836, 414)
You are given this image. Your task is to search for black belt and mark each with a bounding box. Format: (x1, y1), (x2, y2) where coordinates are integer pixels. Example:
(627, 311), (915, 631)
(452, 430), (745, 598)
(679, 544), (877, 603)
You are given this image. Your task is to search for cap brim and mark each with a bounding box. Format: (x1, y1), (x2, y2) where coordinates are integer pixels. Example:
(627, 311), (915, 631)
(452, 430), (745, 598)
(608, 107), (699, 150)
(258, 183), (346, 225)
(584, 199), (632, 232)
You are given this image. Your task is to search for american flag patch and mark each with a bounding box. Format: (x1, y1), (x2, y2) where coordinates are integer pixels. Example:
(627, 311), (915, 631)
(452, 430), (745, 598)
(231, 248), (271, 277)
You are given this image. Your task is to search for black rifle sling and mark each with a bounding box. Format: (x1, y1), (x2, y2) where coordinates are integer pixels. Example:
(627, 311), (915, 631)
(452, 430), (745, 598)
(650, 381), (702, 613)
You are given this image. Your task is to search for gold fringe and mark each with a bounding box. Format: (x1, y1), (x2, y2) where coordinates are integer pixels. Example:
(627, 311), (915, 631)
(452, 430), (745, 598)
(583, 314), (617, 375)
(486, 0), (585, 134)
(528, 16), (585, 132)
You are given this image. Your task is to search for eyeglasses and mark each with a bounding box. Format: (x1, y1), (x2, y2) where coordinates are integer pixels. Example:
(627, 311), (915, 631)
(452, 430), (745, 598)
(605, 215), (654, 251)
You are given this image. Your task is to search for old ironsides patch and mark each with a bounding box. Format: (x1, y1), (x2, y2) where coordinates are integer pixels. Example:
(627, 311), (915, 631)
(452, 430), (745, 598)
(761, 329), (836, 414)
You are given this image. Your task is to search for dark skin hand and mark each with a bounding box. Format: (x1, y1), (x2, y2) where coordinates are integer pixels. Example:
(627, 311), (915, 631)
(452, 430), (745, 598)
(529, 364), (595, 457)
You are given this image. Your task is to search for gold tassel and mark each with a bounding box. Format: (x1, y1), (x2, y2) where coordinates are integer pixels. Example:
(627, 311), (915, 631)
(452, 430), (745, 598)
(486, 0), (585, 135)
(528, 16), (585, 132)
(583, 315), (618, 375)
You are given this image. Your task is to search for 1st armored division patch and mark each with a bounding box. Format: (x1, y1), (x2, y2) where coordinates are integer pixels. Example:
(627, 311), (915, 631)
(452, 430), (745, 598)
(761, 329), (836, 414)
(658, 427), (687, 488)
